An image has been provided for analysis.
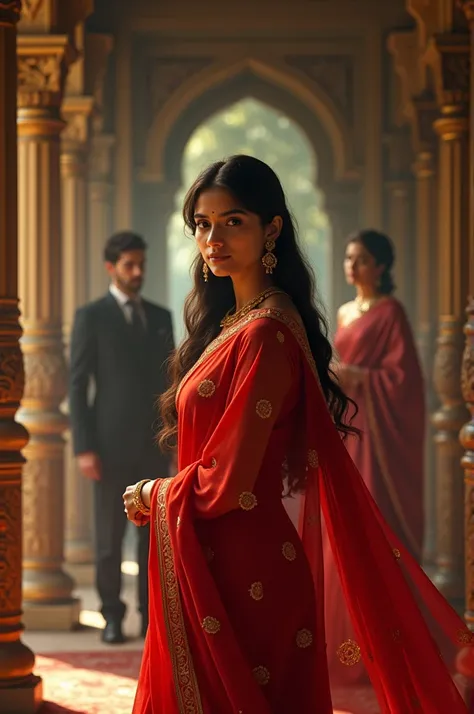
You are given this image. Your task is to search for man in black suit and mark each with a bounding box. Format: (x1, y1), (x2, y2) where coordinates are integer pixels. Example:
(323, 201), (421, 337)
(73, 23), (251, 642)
(69, 231), (174, 644)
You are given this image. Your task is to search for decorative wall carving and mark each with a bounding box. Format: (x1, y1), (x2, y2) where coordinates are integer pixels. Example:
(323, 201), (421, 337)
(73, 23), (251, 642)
(17, 41), (70, 108)
(0, 486), (22, 612)
(18, 55), (61, 94)
(0, 346), (24, 404)
(20, 0), (43, 20)
(461, 298), (474, 622)
(146, 57), (214, 118)
(0, 0), (21, 22)
(284, 54), (354, 119)
(22, 349), (67, 406)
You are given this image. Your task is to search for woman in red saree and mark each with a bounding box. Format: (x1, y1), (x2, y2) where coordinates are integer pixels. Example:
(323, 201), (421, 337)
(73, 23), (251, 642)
(123, 156), (471, 714)
(324, 230), (426, 687)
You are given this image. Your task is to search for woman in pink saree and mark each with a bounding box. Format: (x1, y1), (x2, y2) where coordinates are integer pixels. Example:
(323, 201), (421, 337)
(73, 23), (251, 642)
(326, 230), (425, 685)
(123, 157), (471, 714)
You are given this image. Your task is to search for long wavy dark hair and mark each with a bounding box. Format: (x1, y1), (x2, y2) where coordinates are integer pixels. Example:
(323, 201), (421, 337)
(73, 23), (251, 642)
(158, 155), (358, 490)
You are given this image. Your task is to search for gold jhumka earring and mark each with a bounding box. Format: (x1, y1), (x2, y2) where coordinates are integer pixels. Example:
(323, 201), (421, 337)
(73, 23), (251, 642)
(203, 262), (209, 282)
(262, 239), (277, 274)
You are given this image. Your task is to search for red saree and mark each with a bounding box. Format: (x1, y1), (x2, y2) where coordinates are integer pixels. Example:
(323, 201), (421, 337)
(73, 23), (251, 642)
(325, 297), (426, 686)
(133, 307), (471, 714)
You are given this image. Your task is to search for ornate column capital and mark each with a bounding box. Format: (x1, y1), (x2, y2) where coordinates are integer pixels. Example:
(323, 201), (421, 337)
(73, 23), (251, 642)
(387, 30), (425, 125)
(408, 0), (464, 48)
(0, 0), (21, 24)
(19, 0), (94, 36)
(425, 33), (470, 115)
(458, 1), (474, 24)
(17, 35), (73, 112)
(61, 95), (94, 162)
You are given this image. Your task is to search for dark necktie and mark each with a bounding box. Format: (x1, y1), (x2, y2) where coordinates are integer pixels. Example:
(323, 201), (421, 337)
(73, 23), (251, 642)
(127, 300), (145, 337)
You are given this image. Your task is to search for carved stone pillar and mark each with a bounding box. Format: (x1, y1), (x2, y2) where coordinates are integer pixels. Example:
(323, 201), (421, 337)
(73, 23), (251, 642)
(61, 97), (94, 575)
(134, 177), (179, 308)
(383, 129), (415, 318)
(88, 133), (115, 299)
(0, 2), (43, 710)
(428, 34), (470, 609)
(411, 94), (439, 572)
(324, 185), (361, 330)
(454, 1), (474, 703)
(16, 35), (79, 630)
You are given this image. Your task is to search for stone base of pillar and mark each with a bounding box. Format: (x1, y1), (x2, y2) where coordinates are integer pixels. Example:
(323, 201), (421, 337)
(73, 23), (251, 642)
(65, 562), (95, 587)
(0, 675), (43, 714)
(23, 599), (81, 631)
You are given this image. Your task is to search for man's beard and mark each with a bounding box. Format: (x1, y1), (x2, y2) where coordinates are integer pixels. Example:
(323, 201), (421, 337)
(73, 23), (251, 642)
(118, 277), (142, 294)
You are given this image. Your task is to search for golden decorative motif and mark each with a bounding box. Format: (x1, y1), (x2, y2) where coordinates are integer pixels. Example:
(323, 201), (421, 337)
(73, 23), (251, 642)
(155, 479), (204, 712)
(249, 582), (264, 601)
(220, 287), (285, 329)
(202, 616), (221, 635)
(277, 330), (285, 343)
(252, 665), (270, 686)
(393, 548), (401, 560)
(256, 399), (272, 419)
(296, 628), (313, 648)
(211, 457), (217, 468)
(238, 491), (258, 511)
(308, 449), (319, 469)
(457, 628), (474, 644)
(337, 639), (362, 666)
(176, 516), (181, 527)
(197, 379), (216, 398)
(282, 542), (297, 561)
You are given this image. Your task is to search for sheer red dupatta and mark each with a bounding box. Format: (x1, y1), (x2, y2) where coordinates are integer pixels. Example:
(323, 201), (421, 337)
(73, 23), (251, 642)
(134, 308), (472, 714)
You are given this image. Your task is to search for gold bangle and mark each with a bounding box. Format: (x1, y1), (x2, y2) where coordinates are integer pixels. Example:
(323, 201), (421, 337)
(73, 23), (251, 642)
(132, 479), (152, 515)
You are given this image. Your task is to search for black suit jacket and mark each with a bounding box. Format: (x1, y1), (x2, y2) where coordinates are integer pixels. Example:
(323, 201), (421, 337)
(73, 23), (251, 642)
(69, 293), (174, 477)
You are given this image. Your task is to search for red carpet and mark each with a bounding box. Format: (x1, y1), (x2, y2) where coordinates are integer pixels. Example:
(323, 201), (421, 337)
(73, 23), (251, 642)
(35, 651), (379, 713)
(37, 652), (142, 714)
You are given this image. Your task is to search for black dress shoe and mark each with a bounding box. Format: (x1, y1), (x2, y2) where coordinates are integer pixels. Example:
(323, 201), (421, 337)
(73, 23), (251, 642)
(140, 616), (149, 638)
(101, 620), (125, 644)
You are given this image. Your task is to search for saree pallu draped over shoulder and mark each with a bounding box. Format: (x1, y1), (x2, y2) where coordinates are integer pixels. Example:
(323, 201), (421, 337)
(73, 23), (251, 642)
(133, 307), (472, 714)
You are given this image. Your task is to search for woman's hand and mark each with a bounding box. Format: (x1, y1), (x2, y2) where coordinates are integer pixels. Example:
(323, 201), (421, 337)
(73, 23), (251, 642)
(336, 363), (366, 391)
(123, 481), (154, 527)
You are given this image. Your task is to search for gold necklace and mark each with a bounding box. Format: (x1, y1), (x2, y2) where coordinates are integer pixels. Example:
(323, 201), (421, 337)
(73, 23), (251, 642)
(220, 287), (285, 329)
(355, 295), (382, 314)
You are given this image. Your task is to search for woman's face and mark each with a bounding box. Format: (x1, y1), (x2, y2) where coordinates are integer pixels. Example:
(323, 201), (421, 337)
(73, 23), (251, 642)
(344, 240), (384, 291)
(194, 187), (281, 280)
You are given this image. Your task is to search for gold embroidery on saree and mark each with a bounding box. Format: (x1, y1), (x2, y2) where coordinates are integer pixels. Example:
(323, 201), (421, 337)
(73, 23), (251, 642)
(277, 330), (285, 343)
(155, 479), (204, 714)
(308, 449), (319, 469)
(202, 616), (221, 634)
(296, 628), (313, 648)
(256, 399), (272, 419)
(249, 582), (264, 600)
(197, 379), (216, 398)
(253, 665), (270, 685)
(282, 542), (297, 561)
(337, 639), (361, 666)
(238, 491), (258, 510)
(393, 547), (401, 560)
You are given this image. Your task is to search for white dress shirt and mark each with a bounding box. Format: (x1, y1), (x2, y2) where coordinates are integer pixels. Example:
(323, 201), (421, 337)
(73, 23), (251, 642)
(109, 284), (146, 328)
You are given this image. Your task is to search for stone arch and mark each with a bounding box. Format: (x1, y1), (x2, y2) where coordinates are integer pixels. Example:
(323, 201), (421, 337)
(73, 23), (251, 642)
(140, 57), (358, 193)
